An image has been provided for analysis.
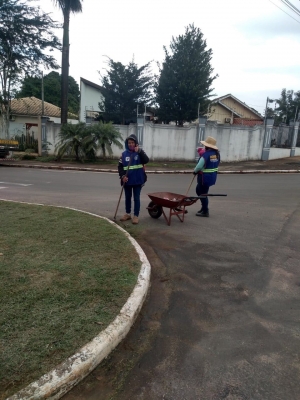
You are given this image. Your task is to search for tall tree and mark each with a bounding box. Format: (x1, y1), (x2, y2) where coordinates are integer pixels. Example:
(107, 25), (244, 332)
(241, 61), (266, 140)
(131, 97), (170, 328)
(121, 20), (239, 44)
(53, 0), (83, 124)
(100, 57), (154, 125)
(16, 71), (80, 115)
(275, 89), (300, 125)
(156, 24), (217, 126)
(0, 0), (61, 137)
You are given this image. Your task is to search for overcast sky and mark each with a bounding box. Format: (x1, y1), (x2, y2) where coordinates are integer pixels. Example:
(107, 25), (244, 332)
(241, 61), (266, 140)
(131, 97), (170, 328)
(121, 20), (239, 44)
(39, 0), (300, 115)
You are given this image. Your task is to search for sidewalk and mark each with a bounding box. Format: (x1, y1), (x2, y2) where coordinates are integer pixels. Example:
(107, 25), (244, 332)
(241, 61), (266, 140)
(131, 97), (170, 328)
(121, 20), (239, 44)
(1, 156), (300, 172)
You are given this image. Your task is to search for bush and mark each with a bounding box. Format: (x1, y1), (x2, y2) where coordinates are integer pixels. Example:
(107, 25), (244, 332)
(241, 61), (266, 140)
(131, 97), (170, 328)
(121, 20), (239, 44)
(21, 154), (37, 160)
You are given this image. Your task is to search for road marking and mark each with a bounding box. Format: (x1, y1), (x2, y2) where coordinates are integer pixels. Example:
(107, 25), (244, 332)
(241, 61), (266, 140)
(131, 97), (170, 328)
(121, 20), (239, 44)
(0, 187), (8, 189)
(0, 182), (33, 186)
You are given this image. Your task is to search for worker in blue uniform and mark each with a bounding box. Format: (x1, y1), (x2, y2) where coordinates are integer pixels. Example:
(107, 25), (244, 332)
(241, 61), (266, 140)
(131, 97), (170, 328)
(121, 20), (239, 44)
(118, 134), (149, 224)
(193, 136), (220, 217)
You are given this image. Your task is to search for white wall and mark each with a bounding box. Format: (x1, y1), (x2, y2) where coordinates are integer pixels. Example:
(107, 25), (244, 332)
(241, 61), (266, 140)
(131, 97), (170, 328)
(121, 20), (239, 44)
(50, 117), (78, 125)
(9, 122), (28, 138)
(293, 147), (300, 156)
(45, 122), (61, 154)
(269, 148), (291, 160)
(143, 123), (197, 161)
(80, 81), (104, 122)
(45, 120), (299, 162)
(206, 122), (264, 162)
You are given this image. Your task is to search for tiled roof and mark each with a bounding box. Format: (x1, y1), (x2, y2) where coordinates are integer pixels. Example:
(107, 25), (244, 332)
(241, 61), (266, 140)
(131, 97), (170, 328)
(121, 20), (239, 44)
(11, 97), (61, 117)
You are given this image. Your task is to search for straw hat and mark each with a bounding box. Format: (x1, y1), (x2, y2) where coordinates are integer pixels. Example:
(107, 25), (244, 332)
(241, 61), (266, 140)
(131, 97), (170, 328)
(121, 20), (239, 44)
(200, 136), (218, 150)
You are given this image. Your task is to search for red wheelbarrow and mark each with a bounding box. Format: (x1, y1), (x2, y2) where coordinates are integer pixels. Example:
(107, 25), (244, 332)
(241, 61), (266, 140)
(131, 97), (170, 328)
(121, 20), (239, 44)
(147, 192), (227, 226)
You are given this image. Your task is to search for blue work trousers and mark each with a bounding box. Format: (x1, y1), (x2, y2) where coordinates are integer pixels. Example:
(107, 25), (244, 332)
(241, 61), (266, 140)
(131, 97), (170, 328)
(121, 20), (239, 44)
(124, 185), (142, 217)
(196, 175), (210, 212)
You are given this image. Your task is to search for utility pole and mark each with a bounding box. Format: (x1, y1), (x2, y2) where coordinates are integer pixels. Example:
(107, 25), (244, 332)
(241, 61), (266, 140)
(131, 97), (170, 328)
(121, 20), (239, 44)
(41, 72), (44, 116)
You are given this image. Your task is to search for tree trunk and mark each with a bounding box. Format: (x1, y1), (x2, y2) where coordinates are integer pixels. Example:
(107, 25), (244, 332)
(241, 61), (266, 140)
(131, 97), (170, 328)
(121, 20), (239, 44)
(101, 143), (106, 159)
(0, 102), (10, 138)
(75, 145), (79, 161)
(61, 9), (70, 125)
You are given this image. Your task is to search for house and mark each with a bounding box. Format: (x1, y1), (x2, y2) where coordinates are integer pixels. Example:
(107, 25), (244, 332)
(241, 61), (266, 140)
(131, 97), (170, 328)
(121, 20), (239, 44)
(80, 78), (105, 123)
(79, 77), (157, 124)
(7, 97), (78, 154)
(208, 94), (263, 126)
(8, 96), (77, 139)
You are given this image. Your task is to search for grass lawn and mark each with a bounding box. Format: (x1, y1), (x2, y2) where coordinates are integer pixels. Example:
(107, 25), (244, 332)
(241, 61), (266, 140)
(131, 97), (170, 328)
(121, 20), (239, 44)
(0, 201), (141, 399)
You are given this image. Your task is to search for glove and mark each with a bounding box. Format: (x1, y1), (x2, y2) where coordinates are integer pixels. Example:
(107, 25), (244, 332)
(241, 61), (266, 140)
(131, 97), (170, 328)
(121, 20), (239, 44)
(193, 171), (198, 176)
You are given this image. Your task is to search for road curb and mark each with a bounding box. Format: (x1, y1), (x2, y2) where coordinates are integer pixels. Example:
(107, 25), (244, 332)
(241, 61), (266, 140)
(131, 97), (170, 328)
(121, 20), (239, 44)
(0, 162), (299, 174)
(2, 200), (151, 400)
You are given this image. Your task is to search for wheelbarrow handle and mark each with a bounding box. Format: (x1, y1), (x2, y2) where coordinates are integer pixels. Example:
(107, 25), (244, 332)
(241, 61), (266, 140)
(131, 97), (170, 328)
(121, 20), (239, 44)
(204, 194), (227, 196)
(184, 194), (227, 201)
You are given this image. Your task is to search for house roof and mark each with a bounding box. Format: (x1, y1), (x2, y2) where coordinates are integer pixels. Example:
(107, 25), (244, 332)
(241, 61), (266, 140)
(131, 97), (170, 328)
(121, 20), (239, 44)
(214, 101), (243, 118)
(80, 77), (104, 92)
(212, 93), (263, 119)
(10, 97), (77, 119)
(11, 97), (61, 117)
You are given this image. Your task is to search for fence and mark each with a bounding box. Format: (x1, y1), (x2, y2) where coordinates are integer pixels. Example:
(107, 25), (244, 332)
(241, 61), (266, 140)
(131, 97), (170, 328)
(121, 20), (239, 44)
(15, 133), (38, 153)
(36, 119), (300, 162)
(271, 125), (293, 148)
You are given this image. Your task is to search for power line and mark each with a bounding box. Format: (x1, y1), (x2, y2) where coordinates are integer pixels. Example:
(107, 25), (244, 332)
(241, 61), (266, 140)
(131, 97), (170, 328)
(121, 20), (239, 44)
(280, 0), (300, 17)
(268, 0), (300, 23)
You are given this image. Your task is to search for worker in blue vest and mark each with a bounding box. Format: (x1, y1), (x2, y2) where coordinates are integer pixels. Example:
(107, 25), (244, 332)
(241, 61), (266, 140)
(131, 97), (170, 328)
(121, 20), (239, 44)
(118, 134), (149, 224)
(193, 136), (220, 217)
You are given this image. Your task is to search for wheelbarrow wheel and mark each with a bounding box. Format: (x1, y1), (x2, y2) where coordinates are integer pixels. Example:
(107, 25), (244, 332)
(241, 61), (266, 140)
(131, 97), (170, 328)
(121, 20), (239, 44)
(147, 201), (163, 219)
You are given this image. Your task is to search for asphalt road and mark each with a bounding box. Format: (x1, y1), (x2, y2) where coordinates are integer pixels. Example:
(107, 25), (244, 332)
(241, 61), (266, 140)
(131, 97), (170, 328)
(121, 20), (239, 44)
(1, 168), (300, 400)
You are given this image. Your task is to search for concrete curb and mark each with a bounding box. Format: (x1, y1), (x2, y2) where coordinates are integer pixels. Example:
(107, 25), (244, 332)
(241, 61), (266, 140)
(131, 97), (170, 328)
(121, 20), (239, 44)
(0, 162), (300, 174)
(2, 200), (151, 400)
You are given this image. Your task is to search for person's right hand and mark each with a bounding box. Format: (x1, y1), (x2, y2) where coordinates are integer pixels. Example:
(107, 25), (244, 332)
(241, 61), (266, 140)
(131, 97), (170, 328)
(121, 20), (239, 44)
(122, 176), (128, 183)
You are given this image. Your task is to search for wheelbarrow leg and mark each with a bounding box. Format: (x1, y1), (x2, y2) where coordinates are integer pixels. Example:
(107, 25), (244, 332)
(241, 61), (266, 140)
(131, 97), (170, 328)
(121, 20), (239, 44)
(160, 206), (186, 226)
(172, 208), (185, 223)
(161, 207), (171, 226)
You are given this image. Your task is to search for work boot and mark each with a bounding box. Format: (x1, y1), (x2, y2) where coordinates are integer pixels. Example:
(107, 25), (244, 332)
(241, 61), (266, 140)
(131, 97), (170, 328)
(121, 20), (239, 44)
(132, 216), (139, 224)
(196, 210), (209, 217)
(120, 214), (131, 221)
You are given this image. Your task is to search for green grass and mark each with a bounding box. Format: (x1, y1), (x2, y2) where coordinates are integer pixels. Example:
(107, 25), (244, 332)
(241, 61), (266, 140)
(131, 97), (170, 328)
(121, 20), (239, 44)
(0, 202), (141, 399)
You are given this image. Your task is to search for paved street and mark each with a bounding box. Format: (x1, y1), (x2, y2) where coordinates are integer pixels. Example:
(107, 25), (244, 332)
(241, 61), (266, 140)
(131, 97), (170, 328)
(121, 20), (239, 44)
(1, 167), (300, 400)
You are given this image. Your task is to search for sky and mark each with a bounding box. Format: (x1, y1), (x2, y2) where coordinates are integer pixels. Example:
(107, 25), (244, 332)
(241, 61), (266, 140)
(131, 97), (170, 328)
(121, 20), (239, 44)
(38, 0), (300, 115)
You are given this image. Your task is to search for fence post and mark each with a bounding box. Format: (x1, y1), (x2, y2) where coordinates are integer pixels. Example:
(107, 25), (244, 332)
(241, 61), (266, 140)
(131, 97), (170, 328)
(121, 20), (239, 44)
(37, 117), (42, 156)
(136, 115), (144, 148)
(261, 118), (274, 161)
(195, 116), (207, 161)
(41, 116), (48, 156)
(290, 119), (299, 157)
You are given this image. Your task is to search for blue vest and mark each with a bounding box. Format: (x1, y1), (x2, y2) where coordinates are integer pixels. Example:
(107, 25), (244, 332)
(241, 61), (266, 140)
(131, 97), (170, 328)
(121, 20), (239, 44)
(200, 149), (220, 186)
(122, 150), (145, 186)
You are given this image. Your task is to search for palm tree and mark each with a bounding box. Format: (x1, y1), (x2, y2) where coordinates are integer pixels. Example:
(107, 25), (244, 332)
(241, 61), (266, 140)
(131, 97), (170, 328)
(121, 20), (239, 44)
(90, 122), (123, 159)
(55, 122), (93, 162)
(54, 0), (83, 125)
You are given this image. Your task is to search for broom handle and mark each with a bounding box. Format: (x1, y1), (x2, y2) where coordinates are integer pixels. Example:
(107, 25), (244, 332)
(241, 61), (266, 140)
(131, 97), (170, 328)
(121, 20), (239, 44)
(113, 153), (134, 220)
(185, 174), (196, 196)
